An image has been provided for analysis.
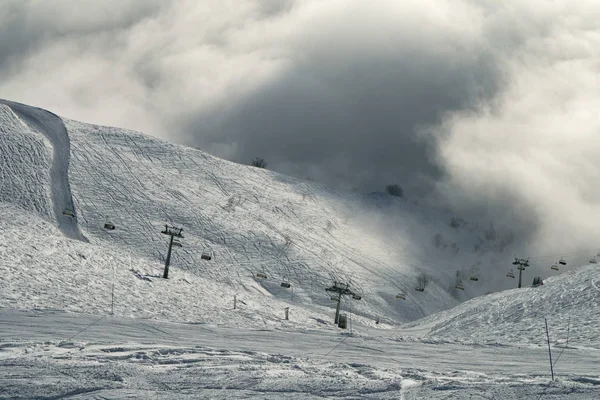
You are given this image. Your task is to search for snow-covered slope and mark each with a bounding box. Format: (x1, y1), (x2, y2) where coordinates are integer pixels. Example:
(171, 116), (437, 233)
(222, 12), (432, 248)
(0, 203), (342, 330)
(399, 263), (600, 348)
(3, 308), (600, 399)
(4, 99), (600, 399)
(0, 99), (521, 326)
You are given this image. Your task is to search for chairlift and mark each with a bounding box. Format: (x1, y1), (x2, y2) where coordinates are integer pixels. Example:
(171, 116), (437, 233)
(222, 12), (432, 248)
(172, 239), (182, 247)
(63, 208), (74, 217)
(352, 294), (362, 300)
(506, 269), (515, 278)
(590, 257), (598, 264)
(104, 221), (115, 230)
(559, 257), (567, 266)
(280, 282), (291, 288)
(551, 263), (559, 271)
(415, 286), (424, 292)
(396, 293), (406, 300)
(201, 251), (212, 261)
(330, 296), (339, 302)
(256, 272), (267, 279)
(469, 276), (479, 282)
(455, 282), (464, 290)
(103, 216), (115, 230)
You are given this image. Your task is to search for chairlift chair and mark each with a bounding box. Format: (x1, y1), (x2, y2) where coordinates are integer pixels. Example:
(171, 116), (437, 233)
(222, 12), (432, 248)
(415, 286), (424, 292)
(551, 263), (559, 271)
(256, 272), (267, 279)
(469, 276), (479, 282)
(280, 282), (291, 288)
(201, 251), (212, 261)
(104, 221), (115, 230)
(396, 293), (406, 300)
(559, 257), (567, 265)
(352, 294), (362, 300)
(330, 296), (339, 302)
(63, 209), (74, 217)
(455, 282), (464, 290)
(103, 216), (115, 230)
(172, 239), (182, 247)
(506, 269), (515, 278)
(590, 257), (598, 264)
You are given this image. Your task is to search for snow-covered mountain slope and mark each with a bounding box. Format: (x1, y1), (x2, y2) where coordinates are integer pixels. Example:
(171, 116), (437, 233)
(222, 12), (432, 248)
(0, 203), (342, 330)
(0, 99), (521, 326)
(399, 263), (600, 348)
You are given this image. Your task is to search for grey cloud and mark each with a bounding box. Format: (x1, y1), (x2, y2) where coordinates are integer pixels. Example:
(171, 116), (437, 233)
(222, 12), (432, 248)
(1, 0), (599, 257)
(429, 1), (600, 254)
(0, 0), (165, 72)
(189, 50), (499, 194)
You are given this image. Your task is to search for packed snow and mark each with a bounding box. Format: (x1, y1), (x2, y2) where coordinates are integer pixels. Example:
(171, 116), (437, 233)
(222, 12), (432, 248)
(1, 99), (599, 398)
(1, 309), (599, 399)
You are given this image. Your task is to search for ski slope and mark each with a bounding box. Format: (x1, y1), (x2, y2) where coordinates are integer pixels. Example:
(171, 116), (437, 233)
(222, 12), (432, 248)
(2, 99), (600, 398)
(0, 100), (87, 242)
(0, 99), (522, 326)
(1, 309), (599, 399)
(399, 263), (600, 348)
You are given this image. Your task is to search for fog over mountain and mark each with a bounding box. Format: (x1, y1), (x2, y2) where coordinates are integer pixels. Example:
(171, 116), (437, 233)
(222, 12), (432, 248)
(1, 0), (599, 254)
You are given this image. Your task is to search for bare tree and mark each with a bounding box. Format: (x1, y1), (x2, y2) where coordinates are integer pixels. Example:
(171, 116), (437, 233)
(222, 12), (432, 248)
(385, 184), (403, 197)
(433, 233), (444, 248)
(251, 157), (268, 168)
(449, 216), (465, 229)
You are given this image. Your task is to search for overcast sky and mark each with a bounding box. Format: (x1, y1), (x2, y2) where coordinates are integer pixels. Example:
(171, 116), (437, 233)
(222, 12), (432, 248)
(1, 0), (600, 253)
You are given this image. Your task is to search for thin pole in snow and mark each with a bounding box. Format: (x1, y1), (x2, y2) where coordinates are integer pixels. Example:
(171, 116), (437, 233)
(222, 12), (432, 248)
(110, 256), (115, 316)
(111, 281), (114, 315)
(544, 318), (554, 381)
(335, 291), (342, 324)
(565, 317), (570, 348)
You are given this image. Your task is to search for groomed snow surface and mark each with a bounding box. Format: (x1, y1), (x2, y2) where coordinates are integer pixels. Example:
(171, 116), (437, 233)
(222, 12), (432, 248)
(1, 100), (599, 398)
(2, 309), (600, 399)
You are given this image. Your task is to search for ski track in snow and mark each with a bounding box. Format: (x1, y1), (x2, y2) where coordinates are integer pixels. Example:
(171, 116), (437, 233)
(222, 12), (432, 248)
(0, 99), (87, 242)
(1, 309), (600, 399)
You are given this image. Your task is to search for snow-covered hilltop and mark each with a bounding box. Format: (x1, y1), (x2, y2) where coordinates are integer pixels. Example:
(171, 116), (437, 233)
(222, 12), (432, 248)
(0, 99), (540, 327)
(399, 263), (600, 348)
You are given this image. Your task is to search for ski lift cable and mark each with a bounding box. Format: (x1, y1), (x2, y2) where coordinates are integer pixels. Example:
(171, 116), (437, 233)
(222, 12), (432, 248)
(483, 252), (596, 275)
(528, 248), (599, 260)
(552, 317), (570, 368)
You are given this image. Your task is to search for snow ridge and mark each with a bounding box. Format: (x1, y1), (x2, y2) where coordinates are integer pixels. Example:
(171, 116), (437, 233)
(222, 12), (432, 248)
(0, 99), (87, 242)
